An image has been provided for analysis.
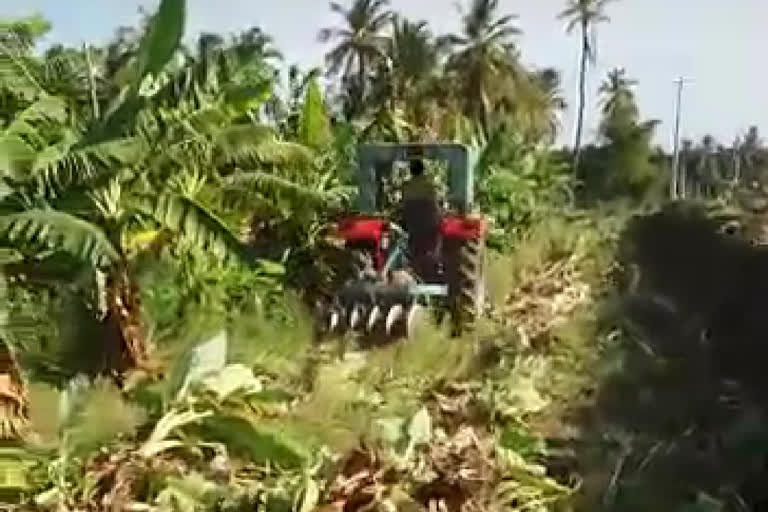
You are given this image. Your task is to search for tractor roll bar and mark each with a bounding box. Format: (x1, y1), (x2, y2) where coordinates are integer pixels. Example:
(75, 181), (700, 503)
(356, 143), (476, 214)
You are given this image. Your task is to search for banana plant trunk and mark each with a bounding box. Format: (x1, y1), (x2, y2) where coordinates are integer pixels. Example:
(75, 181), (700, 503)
(103, 266), (150, 382)
(0, 342), (29, 441)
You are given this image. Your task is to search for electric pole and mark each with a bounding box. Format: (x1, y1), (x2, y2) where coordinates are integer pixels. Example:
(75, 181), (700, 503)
(671, 77), (692, 199)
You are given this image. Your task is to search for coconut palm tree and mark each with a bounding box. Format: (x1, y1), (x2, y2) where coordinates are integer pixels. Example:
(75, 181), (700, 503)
(738, 125), (764, 185)
(439, 0), (524, 135)
(361, 15), (440, 139)
(512, 67), (568, 144)
(318, 0), (392, 120)
(234, 27), (283, 63)
(387, 17), (437, 104)
(598, 67), (638, 120)
(558, 0), (614, 170)
(694, 135), (723, 197)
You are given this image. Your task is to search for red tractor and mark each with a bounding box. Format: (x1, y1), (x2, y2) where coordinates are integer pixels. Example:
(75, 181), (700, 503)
(316, 143), (489, 339)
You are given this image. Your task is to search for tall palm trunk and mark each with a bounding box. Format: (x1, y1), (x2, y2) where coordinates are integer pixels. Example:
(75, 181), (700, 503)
(357, 54), (367, 118)
(573, 20), (589, 171)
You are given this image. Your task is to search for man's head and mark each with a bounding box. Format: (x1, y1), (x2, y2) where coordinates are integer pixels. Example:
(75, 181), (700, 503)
(410, 159), (425, 177)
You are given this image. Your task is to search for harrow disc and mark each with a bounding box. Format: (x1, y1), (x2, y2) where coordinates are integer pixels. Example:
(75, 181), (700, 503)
(384, 301), (424, 338)
(349, 303), (366, 330)
(328, 309), (342, 333)
(315, 279), (429, 342)
(385, 304), (405, 336)
(404, 302), (426, 338)
(367, 305), (383, 332)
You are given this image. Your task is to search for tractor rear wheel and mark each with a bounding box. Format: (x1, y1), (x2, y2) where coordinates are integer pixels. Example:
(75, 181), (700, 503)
(446, 237), (486, 336)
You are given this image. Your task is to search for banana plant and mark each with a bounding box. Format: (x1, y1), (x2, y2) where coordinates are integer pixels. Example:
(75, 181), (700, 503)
(467, 124), (574, 247)
(0, 172), (248, 371)
(0, 0), (263, 440)
(0, 0), (328, 441)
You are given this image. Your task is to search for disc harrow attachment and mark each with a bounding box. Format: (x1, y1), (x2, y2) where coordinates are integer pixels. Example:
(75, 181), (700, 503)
(316, 280), (428, 340)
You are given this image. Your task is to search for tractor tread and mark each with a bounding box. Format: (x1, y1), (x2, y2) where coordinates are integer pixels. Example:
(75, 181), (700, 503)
(447, 237), (486, 336)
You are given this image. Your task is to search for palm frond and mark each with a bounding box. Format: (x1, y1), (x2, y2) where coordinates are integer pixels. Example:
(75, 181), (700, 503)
(0, 136), (36, 180)
(136, 193), (245, 263)
(223, 171), (353, 208)
(30, 136), (143, 199)
(0, 96), (69, 179)
(298, 76), (332, 148)
(135, 0), (186, 82)
(257, 140), (317, 167)
(0, 210), (120, 269)
(369, 11), (394, 31)
(324, 44), (354, 76)
(214, 124), (315, 167)
(5, 95), (68, 137)
(0, 36), (43, 101)
(328, 2), (347, 16)
(558, 0), (613, 34)
(318, 28), (344, 44)
(491, 15), (521, 32)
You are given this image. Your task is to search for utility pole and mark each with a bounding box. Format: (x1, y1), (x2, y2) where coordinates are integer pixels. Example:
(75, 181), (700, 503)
(671, 77), (692, 199)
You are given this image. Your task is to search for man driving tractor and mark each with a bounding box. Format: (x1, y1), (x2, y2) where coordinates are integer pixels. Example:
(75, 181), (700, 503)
(317, 143), (487, 340)
(402, 159), (437, 205)
(400, 159), (442, 281)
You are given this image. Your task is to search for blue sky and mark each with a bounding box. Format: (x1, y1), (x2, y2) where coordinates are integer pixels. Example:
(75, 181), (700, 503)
(3, 0), (766, 149)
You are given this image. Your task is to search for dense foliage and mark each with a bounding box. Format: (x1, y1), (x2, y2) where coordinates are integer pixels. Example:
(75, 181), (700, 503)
(0, 0), (766, 511)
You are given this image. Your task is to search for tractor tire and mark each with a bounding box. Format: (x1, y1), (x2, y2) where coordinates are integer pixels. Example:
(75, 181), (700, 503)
(446, 237), (486, 336)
